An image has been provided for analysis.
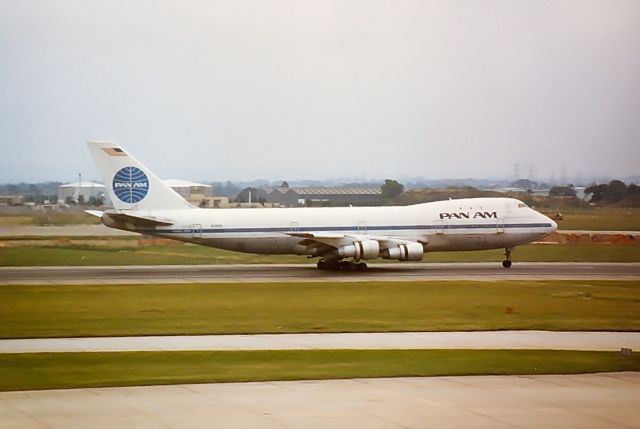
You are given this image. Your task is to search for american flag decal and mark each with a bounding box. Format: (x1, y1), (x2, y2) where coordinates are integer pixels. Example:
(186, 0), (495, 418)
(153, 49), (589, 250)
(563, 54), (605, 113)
(102, 147), (127, 156)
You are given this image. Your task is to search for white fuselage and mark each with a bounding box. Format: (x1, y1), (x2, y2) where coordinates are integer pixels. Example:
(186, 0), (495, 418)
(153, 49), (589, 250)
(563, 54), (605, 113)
(121, 197), (556, 257)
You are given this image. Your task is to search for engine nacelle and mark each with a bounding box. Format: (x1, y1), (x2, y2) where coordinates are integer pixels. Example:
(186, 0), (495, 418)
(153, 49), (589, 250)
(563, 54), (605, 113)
(337, 240), (380, 260)
(381, 242), (424, 261)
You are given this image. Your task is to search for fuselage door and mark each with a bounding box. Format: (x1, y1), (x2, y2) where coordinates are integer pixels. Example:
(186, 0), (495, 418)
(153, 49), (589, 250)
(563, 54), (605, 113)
(435, 219), (444, 235)
(290, 222), (300, 232)
(357, 221), (366, 235)
(192, 224), (202, 239)
(496, 217), (504, 234)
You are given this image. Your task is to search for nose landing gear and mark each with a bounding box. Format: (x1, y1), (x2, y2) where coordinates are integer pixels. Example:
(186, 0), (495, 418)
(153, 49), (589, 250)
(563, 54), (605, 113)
(502, 248), (512, 268)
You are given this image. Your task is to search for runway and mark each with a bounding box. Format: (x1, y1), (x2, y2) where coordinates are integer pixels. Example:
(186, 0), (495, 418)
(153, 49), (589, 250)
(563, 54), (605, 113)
(1, 331), (638, 353)
(2, 373), (638, 428)
(1, 262), (640, 284)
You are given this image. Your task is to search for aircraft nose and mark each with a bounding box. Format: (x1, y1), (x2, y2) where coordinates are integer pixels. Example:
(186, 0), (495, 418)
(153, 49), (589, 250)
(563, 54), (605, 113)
(544, 214), (557, 232)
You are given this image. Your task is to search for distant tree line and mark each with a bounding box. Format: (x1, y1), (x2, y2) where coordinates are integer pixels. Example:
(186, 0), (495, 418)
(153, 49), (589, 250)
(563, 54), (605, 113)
(381, 179), (404, 199)
(64, 195), (104, 207)
(210, 181), (242, 198)
(0, 182), (61, 195)
(585, 180), (640, 206)
(0, 182), (60, 204)
(510, 179), (552, 190)
(548, 185), (577, 197)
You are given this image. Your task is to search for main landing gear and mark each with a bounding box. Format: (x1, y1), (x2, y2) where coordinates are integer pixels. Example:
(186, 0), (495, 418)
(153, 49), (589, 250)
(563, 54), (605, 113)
(502, 248), (512, 268)
(317, 260), (368, 271)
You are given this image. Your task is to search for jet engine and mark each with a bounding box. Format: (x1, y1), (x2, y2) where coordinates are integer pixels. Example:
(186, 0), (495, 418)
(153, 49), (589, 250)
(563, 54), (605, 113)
(337, 240), (380, 260)
(381, 242), (424, 261)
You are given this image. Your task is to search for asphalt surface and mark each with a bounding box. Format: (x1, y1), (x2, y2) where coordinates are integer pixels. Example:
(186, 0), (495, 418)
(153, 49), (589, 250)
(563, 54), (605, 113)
(2, 373), (638, 428)
(2, 331), (639, 354)
(1, 262), (639, 284)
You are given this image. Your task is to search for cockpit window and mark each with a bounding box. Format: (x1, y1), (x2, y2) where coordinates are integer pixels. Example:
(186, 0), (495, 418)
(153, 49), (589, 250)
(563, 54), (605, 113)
(517, 203), (527, 208)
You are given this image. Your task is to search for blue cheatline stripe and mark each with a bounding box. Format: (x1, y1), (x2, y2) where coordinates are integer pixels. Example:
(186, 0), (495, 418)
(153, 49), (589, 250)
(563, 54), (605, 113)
(139, 223), (553, 235)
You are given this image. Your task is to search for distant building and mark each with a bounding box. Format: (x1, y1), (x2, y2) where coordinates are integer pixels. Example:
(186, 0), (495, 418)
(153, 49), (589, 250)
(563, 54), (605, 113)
(226, 201), (286, 208)
(164, 179), (229, 208)
(261, 182), (383, 206)
(57, 181), (108, 205)
(202, 196), (230, 208)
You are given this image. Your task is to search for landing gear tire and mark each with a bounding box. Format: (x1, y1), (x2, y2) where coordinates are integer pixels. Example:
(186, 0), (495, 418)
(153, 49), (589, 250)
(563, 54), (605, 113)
(502, 247), (512, 269)
(317, 260), (343, 271)
(317, 260), (367, 271)
(340, 261), (359, 271)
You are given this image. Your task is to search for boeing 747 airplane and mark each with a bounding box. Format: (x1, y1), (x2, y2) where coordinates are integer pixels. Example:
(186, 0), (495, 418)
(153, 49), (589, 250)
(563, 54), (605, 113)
(86, 141), (557, 270)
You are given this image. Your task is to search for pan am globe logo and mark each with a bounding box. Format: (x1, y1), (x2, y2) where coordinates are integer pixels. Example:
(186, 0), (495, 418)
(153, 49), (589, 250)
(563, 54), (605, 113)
(112, 166), (149, 203)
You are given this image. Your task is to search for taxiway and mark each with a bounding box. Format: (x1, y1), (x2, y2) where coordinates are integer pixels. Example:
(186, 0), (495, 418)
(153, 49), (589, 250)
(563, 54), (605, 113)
(1, 373), (638, 428)
(1, 331), (638, 353)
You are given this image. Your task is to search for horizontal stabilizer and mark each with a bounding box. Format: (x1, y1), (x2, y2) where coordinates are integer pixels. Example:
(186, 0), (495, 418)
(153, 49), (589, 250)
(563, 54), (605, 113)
(102, 211), (174, 227)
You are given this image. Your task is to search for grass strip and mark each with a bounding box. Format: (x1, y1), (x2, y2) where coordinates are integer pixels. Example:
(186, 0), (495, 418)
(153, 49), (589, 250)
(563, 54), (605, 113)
(1, 281), (638, 338)
(548, 208), (640, 231)
(0, 235), (140, 241)
(1, 349), (638, 392)
(1, 243), (640, 266)
(0, 245), (309, 265)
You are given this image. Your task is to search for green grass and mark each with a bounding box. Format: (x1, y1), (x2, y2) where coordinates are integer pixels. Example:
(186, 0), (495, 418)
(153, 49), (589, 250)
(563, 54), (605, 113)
(1, 281), (638, 338)
(549, 208), (640, 231)
(1, 349), (638, 391)
(0, 244), (310, 265)
(424, 244), (640, 263)
(0, 215), (34, 227)
(0, 235), (141, 241)
(1, 243), (639, 266)
(0, 212), (100, 227)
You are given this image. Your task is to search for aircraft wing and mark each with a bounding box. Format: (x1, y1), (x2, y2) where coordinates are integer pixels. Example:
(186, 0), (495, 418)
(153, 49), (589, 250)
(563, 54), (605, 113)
(105, 212), (174, 227)
(285, 232), (426, 252)
(285, 232), (353, 248)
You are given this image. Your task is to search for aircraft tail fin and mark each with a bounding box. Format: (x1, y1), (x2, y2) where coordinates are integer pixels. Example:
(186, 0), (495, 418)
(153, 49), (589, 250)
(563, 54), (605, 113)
(86, 141), (193, 211)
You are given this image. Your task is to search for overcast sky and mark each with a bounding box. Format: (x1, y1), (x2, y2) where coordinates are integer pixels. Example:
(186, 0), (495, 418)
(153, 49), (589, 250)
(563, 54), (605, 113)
(1, 0), (639, 184)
